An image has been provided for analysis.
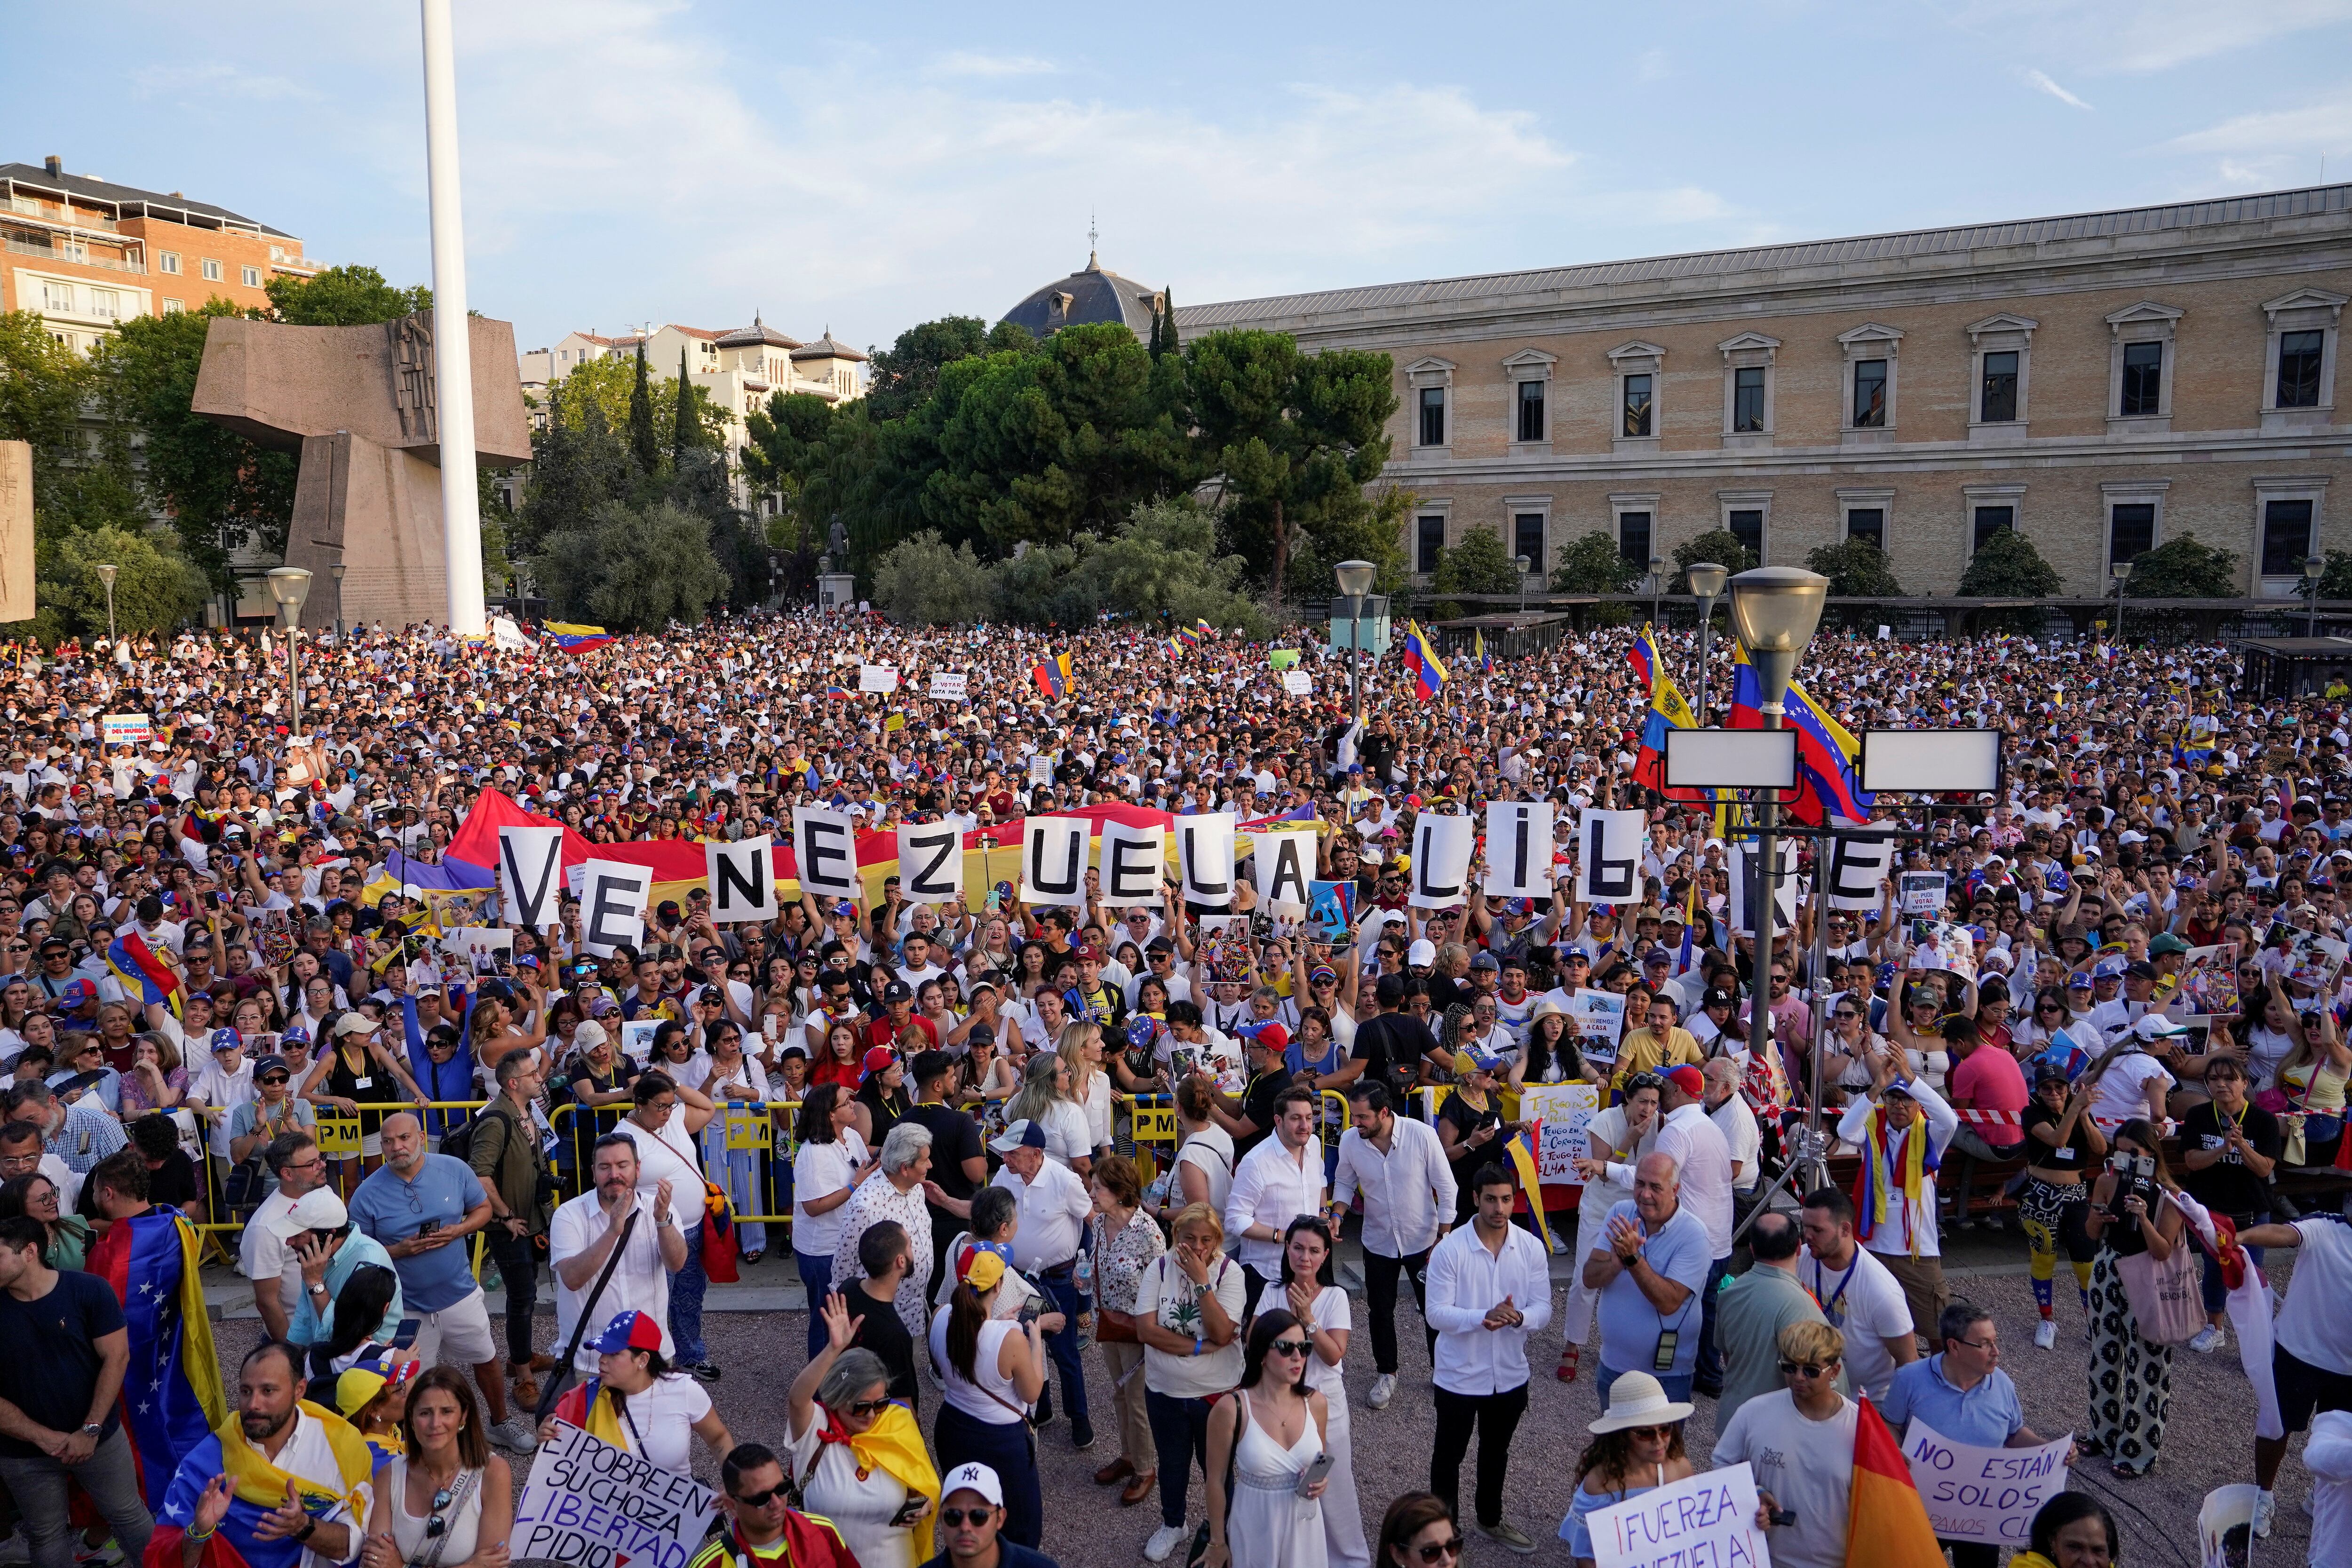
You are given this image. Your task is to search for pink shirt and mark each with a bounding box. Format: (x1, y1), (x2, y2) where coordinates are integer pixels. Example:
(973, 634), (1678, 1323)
(1948, 1045), (2028, 1146)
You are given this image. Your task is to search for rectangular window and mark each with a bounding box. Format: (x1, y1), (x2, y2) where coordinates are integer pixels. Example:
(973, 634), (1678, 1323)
(1852, 359), (1888, 427)
(240, 264), (261, 288)
(40, 280), (73, 312)
(1845, 509), (1885, 549)
(2120, 342), (2163, 415)
(1732, 367), (1765, 432)
(60, 237), (86, 263)
(1727, 509), (1764, 563)
(1416, 515), (1446, 574)
(159, 251), (180, 275)
(1514, 514), (1545, 570)
(1981, 350), (2018, 422)
(2279, 330), (2325, 409)
(1418, 387), (1446, 447)
(1971, 506), (2015, 555)
(162, 299), (183, 314)
(200, 258), (222, 281)
(2263, 499), (2316, 577)
(88, 289), (119, 319)
(2110, 503), (2156, 566)
(1618, 511), (1653, 566)
(1515, 381), (1544, 442)
(1622, 374), (1653, 438)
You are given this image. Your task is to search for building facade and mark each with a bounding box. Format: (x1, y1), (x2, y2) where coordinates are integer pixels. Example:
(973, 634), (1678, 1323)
(1178, 184), (2352, 600)
(2, 156), (314, 352)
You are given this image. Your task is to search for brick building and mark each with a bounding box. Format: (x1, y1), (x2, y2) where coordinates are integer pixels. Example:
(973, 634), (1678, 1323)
(1178, 183), (2352, 600)
(2, 155), (314, 351)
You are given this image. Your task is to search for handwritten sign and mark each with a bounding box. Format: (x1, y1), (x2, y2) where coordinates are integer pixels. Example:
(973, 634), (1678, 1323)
(1280, 669), (1312, 696)
(1589, 1462), (1768, 1568)
(1901, 1417), (2071, 1546)
(312, 1111), (362, 1159)
(513, 1419), (717, 1568)
(929, 671), (968, 700)
(1524, 1082), (1601, 1184)
(1899, 872), (1947, 917)
(103, 713), (152, 748)
(858, 663), (900, 693)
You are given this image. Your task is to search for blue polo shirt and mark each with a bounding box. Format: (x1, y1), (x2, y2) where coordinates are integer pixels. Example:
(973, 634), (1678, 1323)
(347, 1153), (483, 1312)
(1881, 1352), (2025, 1449)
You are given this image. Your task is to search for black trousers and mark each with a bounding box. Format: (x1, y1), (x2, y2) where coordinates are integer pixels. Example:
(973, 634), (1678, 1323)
(484, 1227), (538, 1367)
(1362, 1247), (1435, 1375)
(1946, 1543), (1999, 1568)
(1430, 1382), (1529, 1529)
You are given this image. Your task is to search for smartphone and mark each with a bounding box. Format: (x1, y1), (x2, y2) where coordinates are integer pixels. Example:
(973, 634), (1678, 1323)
(1767, 1508), (1799, 1528)
(1295, 1454), (1335, 1497)
(889, 1495), (928, 1528)
(417, 1219), (443, 1236)
(1652, 1329), (1679, 1374)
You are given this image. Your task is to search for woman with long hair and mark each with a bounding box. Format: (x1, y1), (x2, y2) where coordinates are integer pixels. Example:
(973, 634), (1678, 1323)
(118, 1032), (187, 1115)
(0, 1172), (91, 1270)
(792, 1083), (875, 1358)
(696, 1019), (771, 1264)
(1509, 1002), (1585, 1093)
(790, 1294), (943, 1568)
(1058, 1020), (1113, 1168)
(1281, 1218), (1367, 1568)
(299, 1013), (425, 1193)
(1089, 1155), (1168, 1507)
(358, 1367), (513, 1568)
(930, 1246), (1062, 1548)
(1003, 1052), (1091, 1173)
(2080, 1117), (2189, 1476)
(812, 1021), (865, 1094)
(305, 1262), (405, 1381)
(1558, 1372), (1695, 1568)
(1202, 1309), (1330, 1568)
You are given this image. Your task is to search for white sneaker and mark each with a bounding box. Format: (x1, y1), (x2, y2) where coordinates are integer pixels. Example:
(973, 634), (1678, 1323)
(1368, 1374), (1396, 1410)
(2034, 1320), (2057, 1350)
(492, 1414), (540, 1453)
(2188, 1326), (2224, 1354)
(1144, 1524), (1189, 1563)
(2255, 1491), (2276, 1538)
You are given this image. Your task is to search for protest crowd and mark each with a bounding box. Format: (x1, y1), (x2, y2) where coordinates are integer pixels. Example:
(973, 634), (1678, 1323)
(1, 602), (2351, 1568)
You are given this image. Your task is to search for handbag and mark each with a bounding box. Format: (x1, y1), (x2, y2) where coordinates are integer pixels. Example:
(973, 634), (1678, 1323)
(2114, 1195), (2204, 1347)
(1091, 1215), (1141, 1344)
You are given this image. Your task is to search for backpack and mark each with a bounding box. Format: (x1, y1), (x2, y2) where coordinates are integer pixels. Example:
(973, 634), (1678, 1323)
(435, 1100), (511, 1168)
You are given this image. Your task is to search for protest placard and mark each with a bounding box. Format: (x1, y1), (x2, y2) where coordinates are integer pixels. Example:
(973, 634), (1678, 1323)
(1901, 1417), (2071, 1547)
(1910, 919), (1979, 983)
(1588, 1462), (1767, 1568)
(1524, 1082), (1601, 1183)
(2264, 920), (2347, 990)
(858, 664), (899, 693)
(102, 713), (151, 747)
(2169, 940), (2241, 1021)
(1570, 988), (1626, 1066)
(513, 1419), (717, 1568)
(929, 670), (968, 700)
(1412, 815), (1475, 908)
(1306, 880), (1357, 943)
(1280, 668), (1312, 695)
(1899, 871), (1948, 916)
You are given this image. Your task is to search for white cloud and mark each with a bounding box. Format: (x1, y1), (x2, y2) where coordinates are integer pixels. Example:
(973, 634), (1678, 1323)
(131, 61), (320, 102)
(1942, 0), (2352, 72)
(2023, 69), (2092, 110)
(2166, 93), (2352, 154)
(926, 51), (1058, 78)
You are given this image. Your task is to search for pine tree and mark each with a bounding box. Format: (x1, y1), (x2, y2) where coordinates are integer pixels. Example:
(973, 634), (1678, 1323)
(1157, 287), (1178, 356)
(672, 346), (695, 469)
(628, 338), (659, 473)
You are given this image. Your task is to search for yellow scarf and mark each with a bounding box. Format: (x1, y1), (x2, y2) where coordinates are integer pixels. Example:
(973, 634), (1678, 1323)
(819, 1404), (940, 1561)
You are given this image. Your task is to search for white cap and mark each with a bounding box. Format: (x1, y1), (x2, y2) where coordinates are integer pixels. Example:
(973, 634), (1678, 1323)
(573, 1019), (609, 1052)
(265, 1187), (349, 1240)
(1407, 939), (1437, 966)
(939, 1462), (1004, 1509)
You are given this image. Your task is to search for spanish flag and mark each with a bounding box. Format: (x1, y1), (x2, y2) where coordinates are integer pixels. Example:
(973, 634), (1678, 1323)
(1845, 1396), (1944, 1567)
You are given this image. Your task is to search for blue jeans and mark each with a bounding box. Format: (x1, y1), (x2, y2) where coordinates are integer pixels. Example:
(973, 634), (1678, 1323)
(1695, 1254), (1733, 1390)
(2201, 1209), (2269, 1315)
(1144, 1389), (1215, 1528)
(0, 1427), (154, 1568)
(796, 1249), (834, 1360)
(1597, 1363), (1695, 1406)
(668, 1227), (707, 1364)
(1034, 1266), (1090, 1432)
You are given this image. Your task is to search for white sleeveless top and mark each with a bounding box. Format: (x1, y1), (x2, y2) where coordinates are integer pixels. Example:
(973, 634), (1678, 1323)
(382, 1457), (483, 1565)
(930, 1309), (1024, 1425)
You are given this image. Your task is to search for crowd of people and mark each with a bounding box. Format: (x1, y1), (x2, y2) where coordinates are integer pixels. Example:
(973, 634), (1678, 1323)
(0, 605), (2345, 1568)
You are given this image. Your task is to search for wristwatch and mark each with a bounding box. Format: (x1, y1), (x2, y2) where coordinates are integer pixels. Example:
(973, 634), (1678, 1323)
(79, 1424), (102, 1438)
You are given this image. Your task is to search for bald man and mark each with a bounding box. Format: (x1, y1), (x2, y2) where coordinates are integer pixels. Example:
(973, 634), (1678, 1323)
(1583, 1151), (1712, 1403)
(347, 1111), (535, 1451)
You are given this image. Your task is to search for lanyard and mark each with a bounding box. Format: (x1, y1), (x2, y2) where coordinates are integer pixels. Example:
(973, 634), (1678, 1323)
(1810, 1254), (1859, 1320)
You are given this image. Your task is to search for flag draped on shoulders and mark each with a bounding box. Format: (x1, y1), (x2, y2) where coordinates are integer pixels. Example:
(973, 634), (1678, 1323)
(1846, 1396), (1946, 1566)
(1401, 621), (1448, 701)
(1727, 644), (1874, 825)
(92, 1210), (224, 1504)
(108, 930), (183, 1019)
(143, 1404), (374, 1568)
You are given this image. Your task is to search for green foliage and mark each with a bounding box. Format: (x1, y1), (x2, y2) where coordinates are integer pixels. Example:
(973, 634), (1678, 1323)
(98, 302), (297, 586)
(742, 390), (841, 557)
(870, 531), (996, 626)
(0, 311), (89, 463)
(671, 348), (695, 469)
(1433, 527), (1522, 598)
(664, 448), (766, 610)
(2319, 549), (2352, 600)
(1156, 288), (1180, 358)
(865, 317), (988, 424)
(627, 342), (659, 473)
(263, 265), (430, 326)
(1551, 530), (1642, 594)
(553, 354), (727, 455)
(475, 464), (513, 601)
(32, 523), (207, 639)
(1673, 528), (1755, 585)
(514, 390), (635, 560)
(527, 499), (726, 630)
(1064, 497), (1267, 636)
(1805, 536), (1905, 597)
(1957, 527), (2062, 597)
(2123, 532), (2239, 597)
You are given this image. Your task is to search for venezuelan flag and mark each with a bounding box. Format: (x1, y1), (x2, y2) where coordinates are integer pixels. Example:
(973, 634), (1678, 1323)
(1401, 621), (1448, 701)
(89, 1210), (224, 1505)
(1845, 1397), (1945, 1566)
(108, 930), (183, 1019)
(542, 621), (612, 654)
(1176, 622), (1201, 649)
(145, 1404), (373, 1568)
(1474, 629), (1492, 673)
(1504, 1129), (1551, 1249)
(1728, 645), (1874, 825)
(1031, 653), (1073, 699)
(1194, 618), (1215, 640)
(1627, 624), (1659, 689)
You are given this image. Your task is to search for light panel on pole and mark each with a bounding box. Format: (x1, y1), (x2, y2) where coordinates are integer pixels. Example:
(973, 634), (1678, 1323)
(1858, 728), (2002, 795)
(1663, 727), (1798, 791)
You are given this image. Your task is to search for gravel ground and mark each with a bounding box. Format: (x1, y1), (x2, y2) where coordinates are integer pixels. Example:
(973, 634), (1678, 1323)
(207, 1237), (2317, 1568)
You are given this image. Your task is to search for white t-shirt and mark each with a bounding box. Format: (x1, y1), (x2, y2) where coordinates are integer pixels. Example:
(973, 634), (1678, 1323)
(1799, 1245), (1914, 1402)
(620, 1116), (705, 1233)
(790, 1132), (870, 1260)
(548, 1191), (675, 1374)
(603, 1373), (711, 1475)
(2278, 1217), (2352, 1375)
(1709, 1390), (1859, 1568)
(240, 1187), (303, 1324)
(2087, 1050), (2173, 1126)
(1299, 1281), (1352, 1404)
(1175, 1127), (1236, 1218)
(2304, 1409), (2352, 1568)
(1038, 1099), (1093, 1168)
(1079, 1071), (1114, 1152)
(1133, 1252), (1247, 1399)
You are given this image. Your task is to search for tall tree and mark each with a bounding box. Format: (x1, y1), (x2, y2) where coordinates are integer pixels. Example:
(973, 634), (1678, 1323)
(1157, 288), (1179, 358)
(263, 264), (431, 326)
(628, 339), (659, 473)
(1186, 328), (1399, 602)
(671, 347), (695, 470)
(513, 385), (635, 559)
(2124, 533), (2238, 597)
(1956, 528), (2062, 597)
(529, 498), (727, 630)
(863, 317), (990, 423)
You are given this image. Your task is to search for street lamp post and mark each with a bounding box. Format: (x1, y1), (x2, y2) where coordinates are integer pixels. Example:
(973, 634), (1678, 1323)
(1514, 554), (1531, 622)
(1648, 554), (1667, 628)
(2305, 555), (2328, 638)
(1685, 561), (1728, 725)
(94, 564), (118, 645)
(329, 560), (347, 640)
(1726, 565), (1830, 1159)
(1335, 559), (1377, 725)
(2110, 558), (2133, 645)
(267, 568), (314, 735)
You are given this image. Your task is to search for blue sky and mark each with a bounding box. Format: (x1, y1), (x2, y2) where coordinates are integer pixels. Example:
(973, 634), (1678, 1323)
(13, 0), (2352, 355)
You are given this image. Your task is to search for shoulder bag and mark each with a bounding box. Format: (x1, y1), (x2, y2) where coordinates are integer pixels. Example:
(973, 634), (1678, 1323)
(533, 1206), (641, 1422)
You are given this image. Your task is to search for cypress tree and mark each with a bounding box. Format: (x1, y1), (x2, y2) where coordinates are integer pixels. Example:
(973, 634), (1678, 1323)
(672, 345), (695, 467)
(628, 338), (659, 473)
(1146, 294), (1165, 359)
(1158, 287), (1178, 356)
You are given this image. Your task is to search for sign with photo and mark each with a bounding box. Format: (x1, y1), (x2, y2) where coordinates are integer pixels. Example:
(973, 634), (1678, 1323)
(2167, 940), (2242, 1021)
(1525, 1082), (1602, 1184)
(1569, 987), (1627, 1065)
(2264, 921), (2348, 991)
(1910, 919), (1979, 984)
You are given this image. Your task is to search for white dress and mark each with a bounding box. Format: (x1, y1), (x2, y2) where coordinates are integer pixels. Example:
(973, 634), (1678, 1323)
(1226, 1391), (1328, 1568)
(1302, 1285), (1370, 1568)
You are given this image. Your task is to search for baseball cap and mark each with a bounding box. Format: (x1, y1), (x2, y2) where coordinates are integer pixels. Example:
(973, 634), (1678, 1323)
(207, 1027), (246, 1054)
(1242, 1021), (1291, 1053)
(989, 1119), (1049, 1154)
(2066, 971), (2094, 991)
(1407, 939), (1437, 966)
(2148, 933), (2192, 958)
(860, 1045), (898, 1079)
(954, 1246), (1007, 1293)
(1470, 952), (1500, 972)
(265, 1187), (349, 1240)
(1664, 1066), (1705, 1099)
(2133, 1014), (2190, 1042)
(2122, 961), (2159, 981)
(1074, 944), (1103, 963)
(2090, 955), (2129, 981)
(587, 1309), (666, 1355)
(573, 1020), (610, 1052)
(882, 981), (913, 1003)
(940, 1463), (1005, 1509)
(333, 1013), (378, 1038)
(334, 1356), (421, 1419)
(252, 1054), (291, 1079)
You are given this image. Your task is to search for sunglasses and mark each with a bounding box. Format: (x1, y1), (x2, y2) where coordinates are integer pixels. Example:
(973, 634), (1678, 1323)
(1624, 1425), (1676, 1441)
(731, 1483), (787, 1509)
(939, 1508), (998, 1528)
(1270, 1338), (1311, 1357)
(1412, 1537), (1467, 1563)
(258, 1075), (289, 1087)
(424, 1487), (455, 1539)
(846, 1397), (894, 1417)
(1779, 1359), (1840, 1378)
(1832, 1011), (1859, 1021)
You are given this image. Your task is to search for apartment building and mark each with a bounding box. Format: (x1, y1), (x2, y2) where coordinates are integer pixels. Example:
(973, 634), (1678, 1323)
(2, 155), (314, 351)
(1179, 183), (2352, 599)
(524, 317), (867, 465)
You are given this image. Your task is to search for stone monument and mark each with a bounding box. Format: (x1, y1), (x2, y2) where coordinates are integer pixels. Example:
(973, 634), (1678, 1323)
(191, 311), (532, 629)
(0, 440), (29, 623)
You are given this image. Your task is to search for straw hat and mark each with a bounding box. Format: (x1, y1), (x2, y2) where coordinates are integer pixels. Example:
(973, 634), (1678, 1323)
(1587, 1370), (1694, 1434)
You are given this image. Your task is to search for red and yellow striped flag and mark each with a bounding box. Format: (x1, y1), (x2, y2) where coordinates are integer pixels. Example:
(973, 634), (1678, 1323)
(1847, 1396), (1945, 1567)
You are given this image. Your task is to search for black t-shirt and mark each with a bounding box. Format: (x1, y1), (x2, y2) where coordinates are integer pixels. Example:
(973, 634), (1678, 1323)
(0, 1269), (125, 1457)
(2179, 1100), (2282, 1219)
(1437, 1091), (1505, 1218)
(146, 1150), (199, 1210)
(2021, 1102), (2089, 1175)
(1352, 1013), (1437, 1101)
(905, 1102), (985, 1206)
(567, 1059), (639, 1137)
(857, 1082), (912, 1150)
(1234, 1069), (1289, 1161)
(842, 1286), (919, 1406)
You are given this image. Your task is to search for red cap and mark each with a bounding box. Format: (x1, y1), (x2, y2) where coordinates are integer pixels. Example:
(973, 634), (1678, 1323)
(1664, 1066), (1705, 1099)
(861, 1045), (899, 1077)
(1250, 1022), (1291, 1051)
(1074, 943), (1104, 963)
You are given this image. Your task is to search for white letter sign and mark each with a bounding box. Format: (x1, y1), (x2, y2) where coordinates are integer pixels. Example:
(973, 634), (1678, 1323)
(1253, 829), (1317, 914)
(1097, 819), (1165, 907)
(858, 664), (899, 693)
(705, 836), (778, 923)
(579, 860), (651, 956)
(496, 824), (565, 931)
(1901, 1417), (2071, 1548)
(1483, 801), (1554, 899)
(1023, 816), (1089, 908)
(1828, 831), (1897, 912)
(1577, 810), (1647, 905)
(1179, 813), (1238, 909)
(897, 823), (964, 904)
(790, 806), (859, 901)
(1410, 814), (1474, 909)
